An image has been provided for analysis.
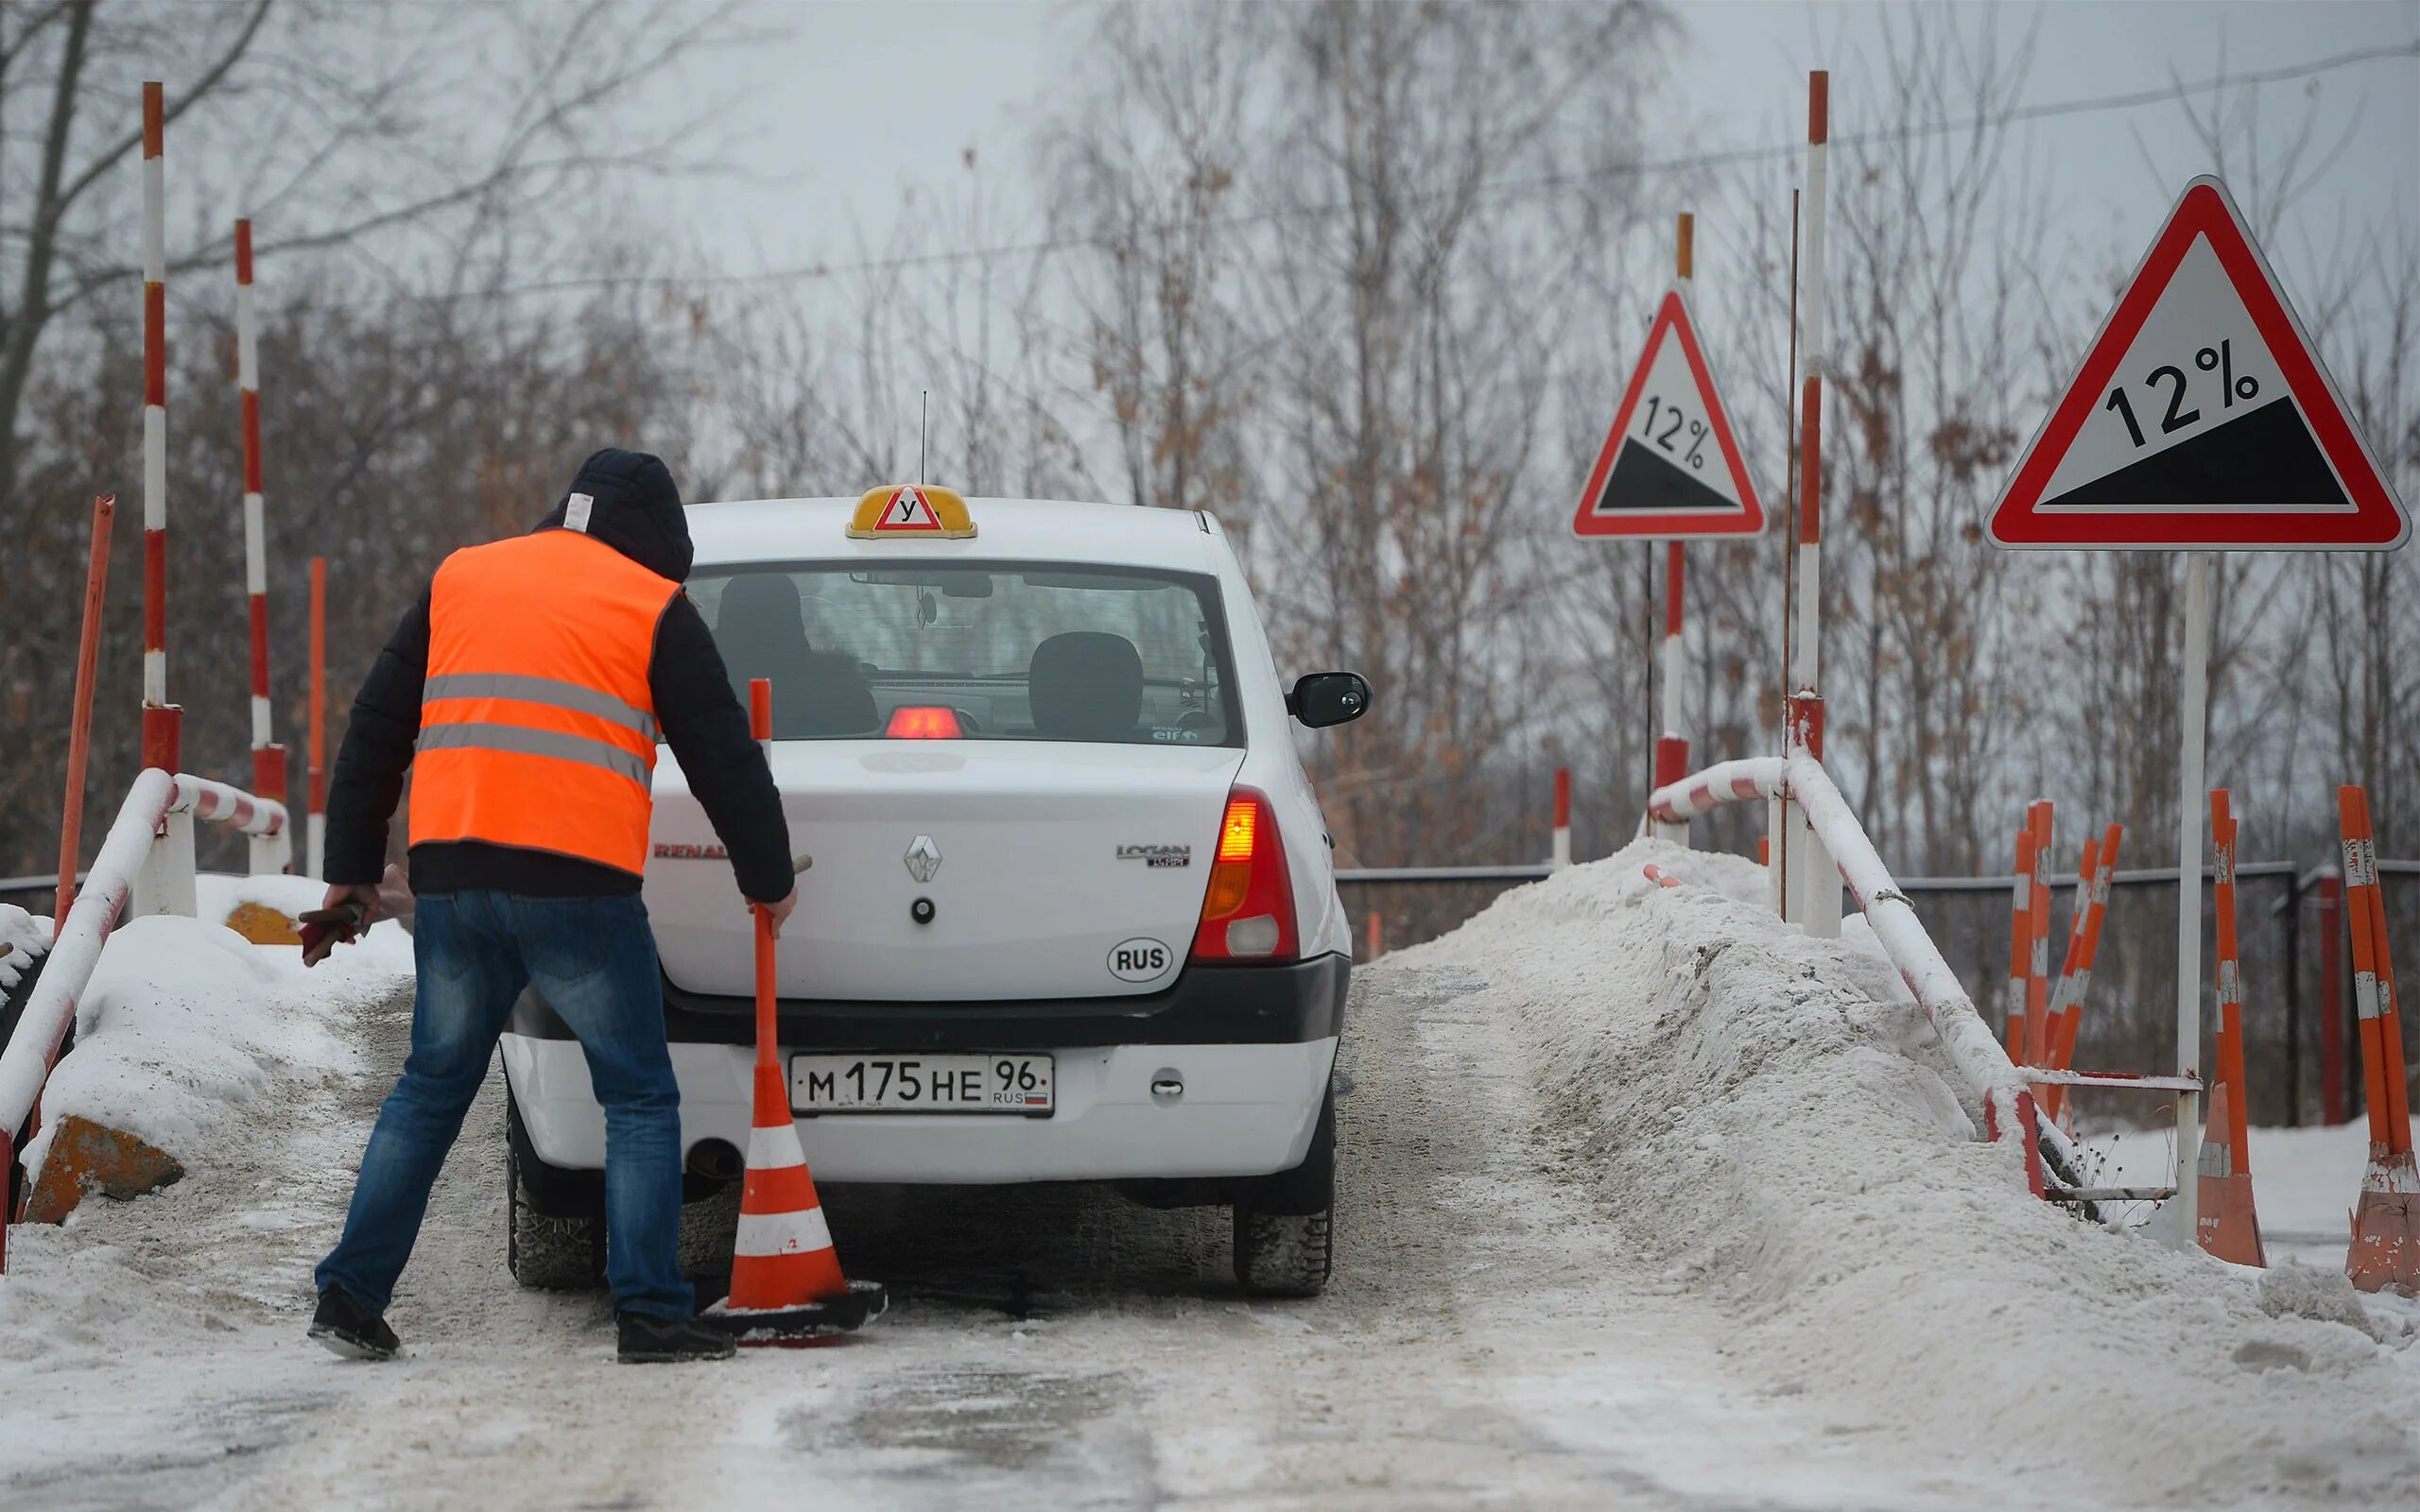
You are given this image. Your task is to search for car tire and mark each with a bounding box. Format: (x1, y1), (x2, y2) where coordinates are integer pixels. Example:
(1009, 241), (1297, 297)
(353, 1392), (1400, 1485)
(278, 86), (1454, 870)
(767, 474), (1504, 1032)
(505, 1111), (605, 1291)
(1232, 1207), (1333, 1297)
(1232, 1079), (1336, 1297)
(677, 1176), (741, 1282)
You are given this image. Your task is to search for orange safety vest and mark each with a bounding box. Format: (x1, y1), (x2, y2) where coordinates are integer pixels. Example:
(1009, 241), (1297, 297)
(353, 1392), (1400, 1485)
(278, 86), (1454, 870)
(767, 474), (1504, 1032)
(408, 528), (677, 875)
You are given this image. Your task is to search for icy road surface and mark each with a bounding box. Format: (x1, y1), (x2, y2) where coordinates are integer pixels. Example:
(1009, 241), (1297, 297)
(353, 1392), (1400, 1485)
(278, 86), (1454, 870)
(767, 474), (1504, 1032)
(5, 850), (2412, 1511)
(6, 965), (1977, 1511)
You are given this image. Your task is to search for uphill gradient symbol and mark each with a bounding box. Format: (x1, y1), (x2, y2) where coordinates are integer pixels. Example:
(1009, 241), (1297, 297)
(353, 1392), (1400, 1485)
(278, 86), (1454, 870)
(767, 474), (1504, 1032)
(1571, 289), (1764, 540)
(1989, 175), (2408, 552)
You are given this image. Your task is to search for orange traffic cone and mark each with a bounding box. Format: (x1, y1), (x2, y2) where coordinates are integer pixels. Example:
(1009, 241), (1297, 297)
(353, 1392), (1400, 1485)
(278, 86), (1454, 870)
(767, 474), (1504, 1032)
(727, 1043), (850, 1309)
(2341, 786), (2419, 1296)
(2194, 1083), (2265, 1267)
(2348, 1149), (2420, 1296)
(699, 678), (884, 1343)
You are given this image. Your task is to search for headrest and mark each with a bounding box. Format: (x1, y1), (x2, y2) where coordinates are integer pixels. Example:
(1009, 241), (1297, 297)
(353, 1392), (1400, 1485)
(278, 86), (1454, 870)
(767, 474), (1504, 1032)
(1028, 631), (1143, 742)
(715, 574), (809, 649)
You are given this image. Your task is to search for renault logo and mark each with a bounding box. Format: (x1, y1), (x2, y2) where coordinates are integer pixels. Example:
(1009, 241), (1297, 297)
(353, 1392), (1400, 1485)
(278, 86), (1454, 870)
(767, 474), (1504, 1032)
(904, 834), (942, 884)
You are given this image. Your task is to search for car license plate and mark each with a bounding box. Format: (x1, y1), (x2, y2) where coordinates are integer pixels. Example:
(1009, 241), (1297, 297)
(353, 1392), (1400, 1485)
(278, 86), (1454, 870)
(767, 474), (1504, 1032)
(788, 1054), (1055, 1115)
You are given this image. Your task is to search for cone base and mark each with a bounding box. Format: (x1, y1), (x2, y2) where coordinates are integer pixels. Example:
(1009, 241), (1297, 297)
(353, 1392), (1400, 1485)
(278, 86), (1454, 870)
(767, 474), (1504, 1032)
(2194, 1172), (2266, 1268)
(2348, 1153), (2420, 1296)
(700, 1279), (889, 1343)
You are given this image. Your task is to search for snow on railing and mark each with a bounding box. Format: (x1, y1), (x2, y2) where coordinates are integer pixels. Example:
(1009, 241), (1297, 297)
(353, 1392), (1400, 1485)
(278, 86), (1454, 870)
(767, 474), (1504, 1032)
(1648, 754), (2082, 1198)
(1, 768), (288, 1271)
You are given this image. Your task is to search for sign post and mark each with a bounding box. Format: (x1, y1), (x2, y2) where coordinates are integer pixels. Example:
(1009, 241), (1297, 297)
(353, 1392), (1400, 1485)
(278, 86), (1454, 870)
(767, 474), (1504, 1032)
(1788, 72), (1838, 938)
(1571, 215), (1765, 847)
(1989, 174), (2410, 1248)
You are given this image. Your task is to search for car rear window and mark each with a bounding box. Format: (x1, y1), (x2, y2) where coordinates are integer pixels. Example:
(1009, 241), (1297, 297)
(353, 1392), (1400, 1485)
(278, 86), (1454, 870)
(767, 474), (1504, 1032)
(686, 561), (1239, 746)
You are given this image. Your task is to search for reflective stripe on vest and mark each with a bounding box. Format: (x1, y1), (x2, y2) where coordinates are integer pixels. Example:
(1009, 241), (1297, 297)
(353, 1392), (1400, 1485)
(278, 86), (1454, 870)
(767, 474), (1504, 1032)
(408, 530), (677, 875)
(422, 672), (661, 744)
(416, 721), (653, 789)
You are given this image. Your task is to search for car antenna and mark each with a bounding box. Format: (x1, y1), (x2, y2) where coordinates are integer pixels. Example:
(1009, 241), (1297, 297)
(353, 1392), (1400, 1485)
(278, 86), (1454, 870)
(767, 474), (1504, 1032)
(918, 389), (928, 484)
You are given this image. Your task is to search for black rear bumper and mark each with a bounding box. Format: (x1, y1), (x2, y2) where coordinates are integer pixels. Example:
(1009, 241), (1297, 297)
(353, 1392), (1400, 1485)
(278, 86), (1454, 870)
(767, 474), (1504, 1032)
(505, 952), (1351, 1050)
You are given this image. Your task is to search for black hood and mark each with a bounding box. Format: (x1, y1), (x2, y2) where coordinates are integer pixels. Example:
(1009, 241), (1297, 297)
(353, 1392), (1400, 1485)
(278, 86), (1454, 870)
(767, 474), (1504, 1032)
(533, 448), (693, 582)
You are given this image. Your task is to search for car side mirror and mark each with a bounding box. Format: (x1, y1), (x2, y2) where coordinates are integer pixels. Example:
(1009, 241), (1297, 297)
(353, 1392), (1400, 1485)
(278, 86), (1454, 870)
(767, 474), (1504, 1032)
(1288, 671), (1371, 729)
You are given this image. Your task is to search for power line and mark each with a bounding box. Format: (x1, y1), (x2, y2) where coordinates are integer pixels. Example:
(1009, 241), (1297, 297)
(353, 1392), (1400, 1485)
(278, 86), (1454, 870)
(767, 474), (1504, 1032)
(424, 38), (2417, 303)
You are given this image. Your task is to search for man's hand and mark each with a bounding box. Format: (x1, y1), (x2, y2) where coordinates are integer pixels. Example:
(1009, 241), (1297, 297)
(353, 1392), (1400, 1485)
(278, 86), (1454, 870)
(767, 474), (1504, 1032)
(372, 863), (415, 923)
(758, 887), (799, 938)
(298, 882), (380, 968)
(320, 882), (382, 928)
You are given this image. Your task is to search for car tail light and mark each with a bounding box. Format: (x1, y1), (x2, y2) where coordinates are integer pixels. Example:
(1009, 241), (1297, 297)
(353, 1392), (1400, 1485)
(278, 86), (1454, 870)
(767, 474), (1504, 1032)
(885, 705), (961, 739)
(1190, 786), (1298, 964)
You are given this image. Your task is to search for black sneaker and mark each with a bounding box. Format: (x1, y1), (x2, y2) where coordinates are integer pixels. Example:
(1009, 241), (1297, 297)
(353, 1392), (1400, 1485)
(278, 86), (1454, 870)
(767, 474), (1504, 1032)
(617, 1312), (737, 1364)
(309, 1287), (401, 1361)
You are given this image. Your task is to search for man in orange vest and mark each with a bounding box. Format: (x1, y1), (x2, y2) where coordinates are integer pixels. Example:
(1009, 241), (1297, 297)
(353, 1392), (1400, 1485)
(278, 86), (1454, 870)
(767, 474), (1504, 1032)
(308, 449), (795, 1364)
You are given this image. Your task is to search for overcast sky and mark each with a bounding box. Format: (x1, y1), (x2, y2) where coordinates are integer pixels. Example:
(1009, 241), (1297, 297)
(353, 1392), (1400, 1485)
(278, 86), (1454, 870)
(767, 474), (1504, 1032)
(654, 0), (2417, 294)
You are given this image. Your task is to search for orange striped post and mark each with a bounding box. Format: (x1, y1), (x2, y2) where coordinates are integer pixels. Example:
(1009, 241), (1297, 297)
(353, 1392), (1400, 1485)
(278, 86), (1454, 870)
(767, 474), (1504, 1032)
(2320, 872), (2349, 1125)
(2005, 822), (2036, 1060)
(307, 556), (327, 877)
(139, 82), (178, 773)
(1365, 909), (1382, 961)
(2025, 800), (2055, 1071)
(2036, 832), (2099, 1111)
(2197, 793), (2264, 1264)
(55, 497), (116, 923)
(2045, 824), (2122, 1119)
(2340, 785), (2417, 1293)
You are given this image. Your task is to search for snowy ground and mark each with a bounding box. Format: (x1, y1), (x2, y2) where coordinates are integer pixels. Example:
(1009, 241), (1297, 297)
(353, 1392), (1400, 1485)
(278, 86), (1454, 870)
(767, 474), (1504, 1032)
(1, 853), (2414, 1509)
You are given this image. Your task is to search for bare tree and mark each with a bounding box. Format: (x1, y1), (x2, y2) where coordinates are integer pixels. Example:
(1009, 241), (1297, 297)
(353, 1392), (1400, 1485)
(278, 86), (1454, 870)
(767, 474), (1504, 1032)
(0, 0), (750, 507)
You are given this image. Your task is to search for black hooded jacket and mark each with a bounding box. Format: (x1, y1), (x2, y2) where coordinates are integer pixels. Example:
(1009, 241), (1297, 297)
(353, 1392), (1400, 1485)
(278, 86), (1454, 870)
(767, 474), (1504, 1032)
(321, 449), (793, 903)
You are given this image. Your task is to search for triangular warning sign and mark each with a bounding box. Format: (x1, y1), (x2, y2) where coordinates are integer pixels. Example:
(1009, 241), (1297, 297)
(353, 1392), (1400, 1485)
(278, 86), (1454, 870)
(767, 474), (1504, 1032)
(1992, 176), (2408, 552)
(875, 485), (943, 532)
(1572, 289), (1764, 540)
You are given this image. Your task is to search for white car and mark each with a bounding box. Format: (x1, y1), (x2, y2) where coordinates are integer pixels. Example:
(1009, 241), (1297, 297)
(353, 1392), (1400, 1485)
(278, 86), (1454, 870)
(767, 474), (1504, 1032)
(499, 487), (1369, 1296)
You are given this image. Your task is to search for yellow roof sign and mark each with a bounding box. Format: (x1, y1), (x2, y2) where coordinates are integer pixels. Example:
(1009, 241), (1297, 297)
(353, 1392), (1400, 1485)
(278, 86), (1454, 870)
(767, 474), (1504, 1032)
(847, 484), (977, 540)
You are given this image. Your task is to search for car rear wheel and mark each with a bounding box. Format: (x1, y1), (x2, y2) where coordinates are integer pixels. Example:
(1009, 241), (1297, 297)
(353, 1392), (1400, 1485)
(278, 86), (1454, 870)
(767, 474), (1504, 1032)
(1232, 1080), (1335, 1297)
(505, 1095), (605, 1290)
(1233, 1208), (1332, 1297)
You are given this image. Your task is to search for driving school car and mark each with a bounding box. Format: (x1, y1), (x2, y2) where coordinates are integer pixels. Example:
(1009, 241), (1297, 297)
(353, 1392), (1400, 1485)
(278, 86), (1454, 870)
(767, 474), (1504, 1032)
(500, 485), (1370, 1297)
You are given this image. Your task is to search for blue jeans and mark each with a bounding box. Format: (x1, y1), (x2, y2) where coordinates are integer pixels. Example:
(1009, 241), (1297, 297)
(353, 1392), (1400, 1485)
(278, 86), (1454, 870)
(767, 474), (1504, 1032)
(317, 890), (693, 1321)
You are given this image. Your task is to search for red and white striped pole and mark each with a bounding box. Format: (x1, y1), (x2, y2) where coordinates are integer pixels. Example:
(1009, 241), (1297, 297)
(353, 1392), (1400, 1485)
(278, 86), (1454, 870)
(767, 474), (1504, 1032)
(235, 219), (287, 872)
(308, 556), (327, 878)
(140, 82), (179, 775)
(1551, 766), (1572, 868)
(1786, 71), (1838, 936)
(1652, 215), (1694, 848)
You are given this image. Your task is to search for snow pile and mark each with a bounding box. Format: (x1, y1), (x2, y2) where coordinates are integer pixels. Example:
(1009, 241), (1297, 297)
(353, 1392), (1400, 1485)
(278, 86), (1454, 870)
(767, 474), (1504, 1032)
(1390, 838), (2420, 1509)
(0, 902), (52, 996)
(2259, 1263), (2388, 1342)
(16, 879), (412, 1191)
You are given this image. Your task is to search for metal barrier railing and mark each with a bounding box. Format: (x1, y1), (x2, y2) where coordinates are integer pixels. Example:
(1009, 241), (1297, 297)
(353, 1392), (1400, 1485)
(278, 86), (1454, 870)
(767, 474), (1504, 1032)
(1335, 833), (2412, 1133)
(1, 768), (287, 1272)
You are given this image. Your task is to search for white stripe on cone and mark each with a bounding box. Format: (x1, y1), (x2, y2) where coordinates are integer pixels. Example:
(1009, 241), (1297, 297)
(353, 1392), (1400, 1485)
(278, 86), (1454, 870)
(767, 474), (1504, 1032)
(735, 1205), (833, 1258)
(748, 1123), (808, 1170)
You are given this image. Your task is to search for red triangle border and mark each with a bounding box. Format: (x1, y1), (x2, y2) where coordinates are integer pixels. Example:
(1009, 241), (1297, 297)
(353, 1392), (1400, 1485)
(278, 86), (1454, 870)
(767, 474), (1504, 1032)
(1990, 177), (2407, 551)
(1571, 290), (1765, 539)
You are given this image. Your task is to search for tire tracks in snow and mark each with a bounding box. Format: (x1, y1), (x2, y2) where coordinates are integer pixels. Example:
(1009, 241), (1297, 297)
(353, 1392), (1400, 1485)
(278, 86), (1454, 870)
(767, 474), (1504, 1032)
(3, 956), (1977, 1510)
